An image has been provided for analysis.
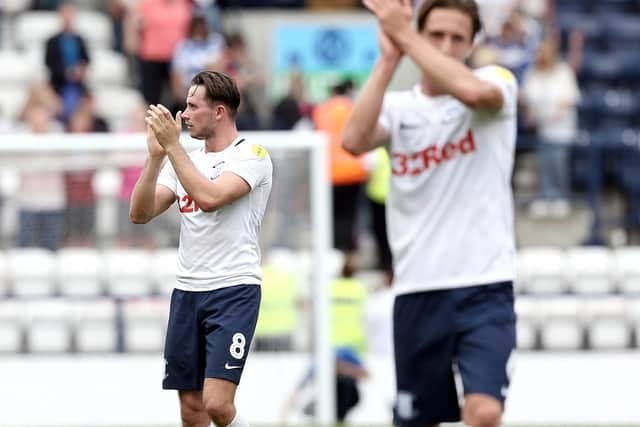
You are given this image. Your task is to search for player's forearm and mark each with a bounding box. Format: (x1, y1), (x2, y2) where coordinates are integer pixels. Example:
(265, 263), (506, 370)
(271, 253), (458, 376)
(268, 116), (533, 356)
(395, 30), (501, 110)
(342, 59), (395, 155)
(129, 156), (164, 224)
(164, 144), (218, 212)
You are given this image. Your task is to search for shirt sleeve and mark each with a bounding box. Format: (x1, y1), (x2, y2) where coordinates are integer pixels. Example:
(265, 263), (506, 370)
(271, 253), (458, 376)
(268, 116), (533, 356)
(474, 65), (519, 117)
(225, 143), (272, 190)
(157, 159), (177, 194)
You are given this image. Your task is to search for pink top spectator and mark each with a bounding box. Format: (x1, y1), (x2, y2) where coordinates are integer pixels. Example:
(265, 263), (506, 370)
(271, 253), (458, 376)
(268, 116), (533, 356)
(138, 0), (192, 61)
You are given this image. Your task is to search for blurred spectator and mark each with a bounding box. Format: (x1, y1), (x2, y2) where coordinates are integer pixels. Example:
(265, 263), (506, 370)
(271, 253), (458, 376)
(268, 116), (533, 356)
(476, 0), (517, 38)
(522, 38), (580, 218)
(215, 32), (263, 129)
(281, 257), (368, 425)
(193, 0), (223, 34)
(486, 8), (542, 82)
(62, 94), (109, 246)
(18, 83), (62, 123)
(117, 103), (155, 248)
(313, 79), (368, 264)
(63, 111), (97, 246)
(106, 0), (129, 52)
(17, 106), (66, 251)
(253, 261), (299, 351)
(124, 0), (192, 106)
(271, 70), (313, 130)
(170, 14), (225, 112)
(75, 86), (109, 132)
(44, 2), (90, 122)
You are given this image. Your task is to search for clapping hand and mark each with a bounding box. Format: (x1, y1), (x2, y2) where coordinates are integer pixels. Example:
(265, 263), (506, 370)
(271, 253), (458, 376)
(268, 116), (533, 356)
(145, 104), (183, 151)
(364, 0), (414, 44)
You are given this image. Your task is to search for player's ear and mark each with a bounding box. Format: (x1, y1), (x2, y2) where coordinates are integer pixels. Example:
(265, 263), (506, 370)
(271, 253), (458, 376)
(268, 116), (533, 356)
(215, 104), (225, 120)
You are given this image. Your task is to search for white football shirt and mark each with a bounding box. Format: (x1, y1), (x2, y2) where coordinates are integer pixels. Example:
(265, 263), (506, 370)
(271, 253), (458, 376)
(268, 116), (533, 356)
(379, 65), (518, 295)
(157, 136), (273, 291)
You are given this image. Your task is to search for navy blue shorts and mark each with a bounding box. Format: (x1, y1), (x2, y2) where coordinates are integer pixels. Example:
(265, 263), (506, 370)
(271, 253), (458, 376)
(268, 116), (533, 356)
(393, 282), (516, 427)
(162, 284), (261, 390)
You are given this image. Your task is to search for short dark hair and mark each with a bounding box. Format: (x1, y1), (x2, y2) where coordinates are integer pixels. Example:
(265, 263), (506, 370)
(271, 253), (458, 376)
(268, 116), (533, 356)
(417, 0), (482, 39)
(190, 71), (241, 117)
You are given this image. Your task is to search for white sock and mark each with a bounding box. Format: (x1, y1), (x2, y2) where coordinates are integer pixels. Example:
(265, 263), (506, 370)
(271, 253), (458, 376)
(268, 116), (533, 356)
(226, 413), (249, 427)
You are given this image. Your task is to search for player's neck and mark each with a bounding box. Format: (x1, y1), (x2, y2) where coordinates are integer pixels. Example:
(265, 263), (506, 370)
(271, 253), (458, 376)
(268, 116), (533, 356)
(420, 78), (446, 98)
(204, 125), (239, 153)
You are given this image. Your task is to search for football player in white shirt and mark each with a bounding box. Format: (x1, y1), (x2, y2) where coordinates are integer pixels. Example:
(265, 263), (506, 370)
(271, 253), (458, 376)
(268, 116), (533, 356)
(130, 71), (272, 427)
(343, 1), (517, 426)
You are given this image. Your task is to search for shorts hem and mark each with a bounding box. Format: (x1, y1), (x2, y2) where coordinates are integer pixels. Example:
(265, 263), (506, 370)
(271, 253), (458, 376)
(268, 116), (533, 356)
(204, 373), (241, 385)
(162, 382), (202, 391)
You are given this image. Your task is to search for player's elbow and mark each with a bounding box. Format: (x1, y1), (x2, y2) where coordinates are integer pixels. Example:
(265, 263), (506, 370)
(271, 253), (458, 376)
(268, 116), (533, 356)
(196, 197), (220, 213)
(130, 212), (151, 224)
(341, 134), (366, 156)
(460, 86), (503, 111)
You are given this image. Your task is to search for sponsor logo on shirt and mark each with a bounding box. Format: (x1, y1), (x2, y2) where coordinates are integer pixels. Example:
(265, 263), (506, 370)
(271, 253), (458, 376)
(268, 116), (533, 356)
(252, 144), (268, 158)
(391, 130), (476, 176)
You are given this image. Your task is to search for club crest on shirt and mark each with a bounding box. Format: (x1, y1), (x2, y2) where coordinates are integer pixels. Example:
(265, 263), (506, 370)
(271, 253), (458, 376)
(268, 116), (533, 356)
(252, 144), (267, 158)
(210, 161), (225, 180)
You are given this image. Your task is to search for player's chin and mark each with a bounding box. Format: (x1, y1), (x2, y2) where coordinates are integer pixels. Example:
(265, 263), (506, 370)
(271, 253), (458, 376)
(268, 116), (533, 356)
(187, 128), (205, 140)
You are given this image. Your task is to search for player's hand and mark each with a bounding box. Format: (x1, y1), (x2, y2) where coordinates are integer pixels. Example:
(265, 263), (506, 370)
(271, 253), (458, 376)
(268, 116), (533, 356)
(364, 0), (413, 42)
(145, 104), (182, 150)
(145, 122), (165, 158)
(378, 29), (403, 66)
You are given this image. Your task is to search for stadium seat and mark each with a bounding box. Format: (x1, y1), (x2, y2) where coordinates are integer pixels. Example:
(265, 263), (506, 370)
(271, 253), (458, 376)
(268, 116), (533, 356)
(73, 10), (112, 50)
(3, 0), (32, 15)
(13, 11), (59, 50)
(56, 248), (104, 297)
(0, 86), (29, 122)
(151, 247), (178, 296)
(72, 299), (117, 353)
(87, 49), (129, 88)
(26, 299), (71, 353)
(13, 10), (112, 51)
(0, 252), (7, 297)
(538, 297), (584, 350)
(0, 300), (24, 353)
(583, 297), (630, 349)
(103, 249), (153, 297)
(94, 87), (145, 131)
(613, 247), (640, 294)
(517, 247), (568, 294)
(594, 0), (637, 12)
(0, 51), (35, 87)
(603, 13), (640, 44)
(556, 12), (604, 43)
(580, 51), (623, 84)
(554, 0), (589, 13)
(579, 89), (639, 130)
(7, 248), (56, 297)
(122, 298), (169, 353)
(22, 47), (48, 83)
(565, 247), (615, 294)
(514, 297), (539, 350)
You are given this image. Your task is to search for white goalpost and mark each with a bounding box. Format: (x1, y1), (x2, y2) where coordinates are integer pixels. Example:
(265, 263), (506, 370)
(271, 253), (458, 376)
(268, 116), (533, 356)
(0, 130), (336, 426)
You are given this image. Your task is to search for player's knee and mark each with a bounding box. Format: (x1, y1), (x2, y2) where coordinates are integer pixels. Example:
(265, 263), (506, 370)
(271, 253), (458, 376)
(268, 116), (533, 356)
(179, 395), (208, 427)
(204, 398), (234, 426)
(465, 404), (501, 427)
